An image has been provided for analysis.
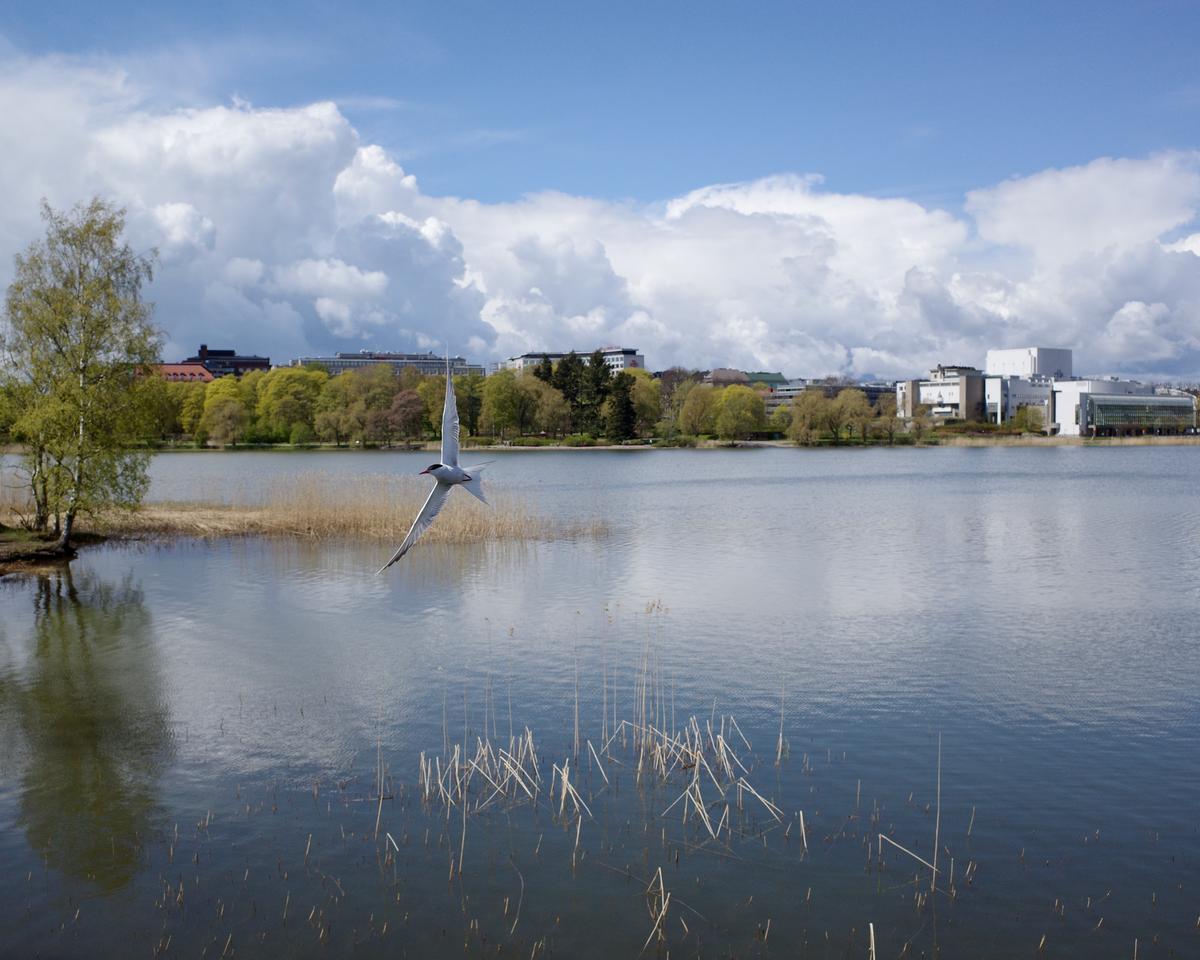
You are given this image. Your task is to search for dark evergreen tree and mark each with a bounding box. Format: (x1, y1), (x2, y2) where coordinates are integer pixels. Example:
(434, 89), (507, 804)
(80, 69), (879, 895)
(605, 372), (637, 441)
(553, 351), (585, 428)
(581, 349), (612, 433)
(533, 354), (555, 383)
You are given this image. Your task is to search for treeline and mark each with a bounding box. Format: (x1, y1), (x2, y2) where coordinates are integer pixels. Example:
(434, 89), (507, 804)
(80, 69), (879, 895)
(138, 351), (817, 448)
(93, 356), (916, 449)
(145, 350), (670, 447)
(780, 388), (904, 445)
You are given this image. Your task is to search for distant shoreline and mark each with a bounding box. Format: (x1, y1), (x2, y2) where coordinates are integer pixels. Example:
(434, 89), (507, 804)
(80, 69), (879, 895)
(144, 435), (1200, 451)
(5, 436), (1200, 459)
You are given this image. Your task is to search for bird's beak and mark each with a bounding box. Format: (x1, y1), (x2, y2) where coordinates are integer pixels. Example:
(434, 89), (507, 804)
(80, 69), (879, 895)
(419, 467), (430, 475)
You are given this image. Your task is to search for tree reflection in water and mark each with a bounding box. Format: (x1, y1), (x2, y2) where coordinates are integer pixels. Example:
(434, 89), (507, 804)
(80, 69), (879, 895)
(2, 565), (172, 892)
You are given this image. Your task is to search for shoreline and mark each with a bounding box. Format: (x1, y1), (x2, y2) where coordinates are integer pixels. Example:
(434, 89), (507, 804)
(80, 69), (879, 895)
(140, 435), (1200, 451)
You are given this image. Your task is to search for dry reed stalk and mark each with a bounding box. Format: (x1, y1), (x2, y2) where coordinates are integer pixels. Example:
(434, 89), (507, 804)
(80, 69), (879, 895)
(879, 834), (939, 875)
(932, 733), (942, 896)
(81, 471), (607, 544)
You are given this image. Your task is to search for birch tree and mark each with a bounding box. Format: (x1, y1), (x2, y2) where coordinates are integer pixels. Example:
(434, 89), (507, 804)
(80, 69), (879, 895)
(1, 199), (160, 550)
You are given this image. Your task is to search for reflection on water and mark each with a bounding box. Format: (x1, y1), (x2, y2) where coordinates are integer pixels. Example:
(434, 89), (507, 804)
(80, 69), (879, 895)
(0, 567), (172, 893)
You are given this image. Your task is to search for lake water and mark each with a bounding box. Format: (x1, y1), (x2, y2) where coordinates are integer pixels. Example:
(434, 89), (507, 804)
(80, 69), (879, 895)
(2, 447), (1198, 957)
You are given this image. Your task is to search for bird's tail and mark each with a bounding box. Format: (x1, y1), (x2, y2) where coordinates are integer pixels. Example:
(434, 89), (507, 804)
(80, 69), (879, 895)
(461, 462), (493, 505)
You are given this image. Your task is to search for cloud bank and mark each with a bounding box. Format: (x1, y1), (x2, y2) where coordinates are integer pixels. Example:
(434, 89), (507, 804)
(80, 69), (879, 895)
(2, 51), (1200, 379)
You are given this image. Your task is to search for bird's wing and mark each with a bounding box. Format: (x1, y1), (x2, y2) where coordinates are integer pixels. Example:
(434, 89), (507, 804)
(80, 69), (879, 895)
(441, 367), (459, 467)
(377, 481), (453, 573)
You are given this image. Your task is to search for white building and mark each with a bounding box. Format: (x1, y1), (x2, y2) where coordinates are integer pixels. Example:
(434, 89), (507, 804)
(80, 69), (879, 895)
(501, 346), (645, 373)
(985, 347), (1073, 379)
(984, 376), (1052, 425)
(1051, 379), (1194, 436)
(902, 345), (1196, 435)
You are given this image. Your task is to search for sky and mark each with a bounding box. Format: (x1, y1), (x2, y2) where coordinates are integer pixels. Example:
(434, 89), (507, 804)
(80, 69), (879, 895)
(1, 0), (1199, 378)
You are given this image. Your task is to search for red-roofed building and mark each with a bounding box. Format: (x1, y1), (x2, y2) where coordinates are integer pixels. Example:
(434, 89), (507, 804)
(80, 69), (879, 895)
(157, 362), (214, 383)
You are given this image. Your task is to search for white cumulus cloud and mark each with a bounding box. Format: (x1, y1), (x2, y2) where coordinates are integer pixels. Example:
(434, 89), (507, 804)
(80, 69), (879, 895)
(1, 48), (1199, 380)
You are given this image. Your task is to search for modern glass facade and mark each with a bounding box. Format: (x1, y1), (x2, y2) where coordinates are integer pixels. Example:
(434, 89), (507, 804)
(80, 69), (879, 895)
(1087, 396), (1195, 435)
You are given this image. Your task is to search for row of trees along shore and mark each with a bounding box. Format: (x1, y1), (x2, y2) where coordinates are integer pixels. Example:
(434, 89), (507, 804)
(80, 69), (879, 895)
(138, 365), (915, 448)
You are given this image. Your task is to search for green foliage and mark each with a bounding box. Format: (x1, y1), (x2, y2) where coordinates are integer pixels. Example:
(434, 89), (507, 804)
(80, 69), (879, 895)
(289, 421), (315, 446)
(1009, 405), (1045, 434)
(769, 404), (792, 434)
(874, 393), (900, 444)
(788, 390), (829, 445)
(256, 367), (327, 440)
(833, 388), (872, 443)
(1, 198), (161, 545)
(201, 376), (248, 446)
(626, 368), (662, 437)
(678, 383), (717, 435)
(714, 384), (765, 441)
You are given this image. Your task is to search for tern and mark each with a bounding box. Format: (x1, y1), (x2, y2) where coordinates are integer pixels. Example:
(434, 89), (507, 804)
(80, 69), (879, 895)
(377, 361), (491, 573)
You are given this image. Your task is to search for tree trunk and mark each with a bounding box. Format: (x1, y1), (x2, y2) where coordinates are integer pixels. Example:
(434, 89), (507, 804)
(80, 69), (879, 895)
(55, 509), (76, 554)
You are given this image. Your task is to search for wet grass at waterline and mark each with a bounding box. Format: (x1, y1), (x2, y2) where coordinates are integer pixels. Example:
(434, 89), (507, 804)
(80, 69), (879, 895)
(1, 472), (607, 545)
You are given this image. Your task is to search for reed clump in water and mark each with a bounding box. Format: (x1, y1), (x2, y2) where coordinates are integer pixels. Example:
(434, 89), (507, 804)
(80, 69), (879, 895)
(80, 472), (606, 544)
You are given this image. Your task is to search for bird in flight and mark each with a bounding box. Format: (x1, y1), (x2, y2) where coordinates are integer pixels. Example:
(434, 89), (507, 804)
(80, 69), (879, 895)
(377, 360), (491, 573)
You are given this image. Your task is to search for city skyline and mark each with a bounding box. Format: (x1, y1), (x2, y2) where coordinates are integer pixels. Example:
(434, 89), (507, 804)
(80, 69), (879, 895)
(2, 2), (1199, 378)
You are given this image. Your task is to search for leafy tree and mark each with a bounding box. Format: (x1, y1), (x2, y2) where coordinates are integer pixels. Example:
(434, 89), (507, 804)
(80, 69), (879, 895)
(178, 382), (207, 436)
(605, 372), (637, 440)
(352, 364), (399, 412)
(910, 404), (932, 443)
(456, 373), (485, 436)
(523, 376), (570, 435)
(1, 198), (161, 548)
(289, 421), (315, 446)
(823, 390), (851, 443)
(389, 389), (425, 439)
(875, 394), (900, 445)
(201, 377), (248, 446)
(143, 376), (183, 441)
(833, 388), (872, 443)
(416, 375), (446, 438)
(627, 368), (662, 437)
(314, 374), (356, 445)
(769, 404), (792, 434)
(481, 369), (522, 438)
(788, 390), (829, 445)
(658, 367), (699, 415)
(714, 384), (765, 441)
(396, 365), (424, 392)
(1010, 405), (1044, 434)
(256, 367), (326, 440)
(678, 383), (717, 435)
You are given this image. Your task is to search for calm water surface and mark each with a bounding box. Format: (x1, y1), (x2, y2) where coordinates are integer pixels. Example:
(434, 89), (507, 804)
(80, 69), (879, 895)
(2, 447), (1198, 957)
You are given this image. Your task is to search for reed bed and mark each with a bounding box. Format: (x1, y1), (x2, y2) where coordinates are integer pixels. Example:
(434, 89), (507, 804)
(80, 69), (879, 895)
(79, 472), (606, 545)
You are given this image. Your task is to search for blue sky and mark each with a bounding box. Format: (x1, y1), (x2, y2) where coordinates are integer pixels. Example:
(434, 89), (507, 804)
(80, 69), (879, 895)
(4, 0), (1197, 205)
(1, 1), (1200, 376)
